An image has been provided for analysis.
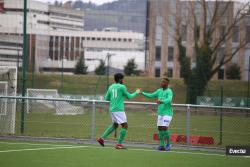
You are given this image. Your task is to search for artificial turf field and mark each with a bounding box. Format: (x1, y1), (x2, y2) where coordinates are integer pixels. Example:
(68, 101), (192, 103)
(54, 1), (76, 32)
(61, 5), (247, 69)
(0, 141), (249, 167)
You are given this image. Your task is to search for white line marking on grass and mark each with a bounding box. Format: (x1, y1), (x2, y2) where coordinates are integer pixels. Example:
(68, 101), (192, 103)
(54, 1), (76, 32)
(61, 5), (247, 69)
(123, 148), (249, 158)
(0, 142), (238, 158)
(0, 146), (87, 153)
(94, 146), (227, 157)
(169, 150), (225, 157)
(0, 142), (226, 157)
(0, 141), (76, 147)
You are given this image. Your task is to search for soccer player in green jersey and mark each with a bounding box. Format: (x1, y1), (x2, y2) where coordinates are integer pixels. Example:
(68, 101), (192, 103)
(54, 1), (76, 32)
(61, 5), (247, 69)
(142, 78), (173, 151)
(97, 73), (140, 149)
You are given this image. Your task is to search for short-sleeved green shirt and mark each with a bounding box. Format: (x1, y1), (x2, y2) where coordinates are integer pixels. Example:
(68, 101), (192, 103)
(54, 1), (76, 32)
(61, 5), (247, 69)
(105, 83), (138, 112)
(142, 88), (173, 116)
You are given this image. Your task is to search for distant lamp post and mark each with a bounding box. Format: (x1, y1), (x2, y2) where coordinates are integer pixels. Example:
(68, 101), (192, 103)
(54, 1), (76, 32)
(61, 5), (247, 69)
(106, 52), (115, 90)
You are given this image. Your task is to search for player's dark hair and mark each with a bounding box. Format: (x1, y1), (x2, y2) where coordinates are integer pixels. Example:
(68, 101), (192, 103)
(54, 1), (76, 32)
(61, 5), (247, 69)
(114, 73), (124, 83)
(163, 78), (170, 82)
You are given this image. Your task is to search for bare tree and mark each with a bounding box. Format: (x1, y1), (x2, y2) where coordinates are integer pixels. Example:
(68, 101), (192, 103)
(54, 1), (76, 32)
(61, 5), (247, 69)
(173, 0), (250, 103)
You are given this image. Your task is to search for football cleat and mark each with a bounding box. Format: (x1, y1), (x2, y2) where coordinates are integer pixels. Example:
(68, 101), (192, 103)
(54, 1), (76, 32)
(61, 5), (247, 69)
(115, 144), (127, 149)
(97, 137), (105, 147)
(165, 144), (171, 151)
(157, 145), (165, 151)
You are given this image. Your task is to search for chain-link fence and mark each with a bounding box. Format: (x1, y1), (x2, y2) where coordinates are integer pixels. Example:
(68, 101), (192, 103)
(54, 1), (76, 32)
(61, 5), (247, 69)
(0, 95), (249, 148)
(197, 88), (250, 108)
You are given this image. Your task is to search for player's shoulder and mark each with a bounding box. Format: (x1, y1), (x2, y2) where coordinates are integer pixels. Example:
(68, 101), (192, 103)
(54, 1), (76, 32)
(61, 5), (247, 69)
(118, 84), (126, 89)
(167, 87), (173, 93)
(109, 83), (115, 87)
(110, 83), (125, 88)
(108, 84), (116, 90)
(156, 88), (162, 92)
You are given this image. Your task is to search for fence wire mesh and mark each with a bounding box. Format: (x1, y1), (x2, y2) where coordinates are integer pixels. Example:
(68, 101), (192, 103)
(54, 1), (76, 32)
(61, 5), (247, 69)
(0, 96), (249, 148)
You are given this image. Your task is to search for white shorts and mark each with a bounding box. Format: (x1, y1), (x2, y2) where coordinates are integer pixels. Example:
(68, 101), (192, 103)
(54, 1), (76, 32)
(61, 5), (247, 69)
(157, 115), (172, 127)
(110, 112), (127, 124)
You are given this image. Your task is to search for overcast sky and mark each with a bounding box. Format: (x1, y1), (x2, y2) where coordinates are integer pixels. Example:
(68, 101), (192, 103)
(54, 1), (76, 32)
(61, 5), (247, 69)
(36, 0), (118, 5)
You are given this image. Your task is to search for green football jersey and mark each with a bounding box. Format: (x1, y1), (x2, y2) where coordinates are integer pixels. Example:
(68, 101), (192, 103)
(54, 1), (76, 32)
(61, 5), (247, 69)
(105, 83), (138, 112)
(142, 88), (173, 116)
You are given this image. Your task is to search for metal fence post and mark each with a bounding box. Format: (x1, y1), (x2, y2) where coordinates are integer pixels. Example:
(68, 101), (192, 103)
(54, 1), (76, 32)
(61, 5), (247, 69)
(219, 86), (223, 145)
(186, 104), (190, 147)
(21, 0), (28, 134)
(91, 100), (96, 143)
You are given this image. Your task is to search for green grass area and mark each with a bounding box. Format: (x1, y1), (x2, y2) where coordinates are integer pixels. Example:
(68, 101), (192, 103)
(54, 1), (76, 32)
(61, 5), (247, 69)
(18, 73), (249, 103)
(14, 104), (250, 147)
(0, 141), (249, 167)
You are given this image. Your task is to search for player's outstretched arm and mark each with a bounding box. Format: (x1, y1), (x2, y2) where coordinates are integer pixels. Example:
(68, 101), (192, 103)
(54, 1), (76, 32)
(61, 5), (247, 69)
(123, 86), (139, 99)
(141, 89), (159, 98)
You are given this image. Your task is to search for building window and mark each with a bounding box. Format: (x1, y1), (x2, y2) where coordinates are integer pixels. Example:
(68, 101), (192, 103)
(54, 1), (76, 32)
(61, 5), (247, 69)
(49, 37), (53, 60)
(102, 38), (106, 41)
(168, 47), (174, 61)
(87, 37), (90, 40)
(91, 37), (96, 41)
(156, 46), (161, 61)
(218, 69), (224, 80)
(49, 36), (53, 47)
(66, 37), (69, 43)
(247, 26), (250, 43)
(124, 38), (127, 42)
(156, 16), (162, 25)
(118, 38), (121, 42)
(155, 25), (162, 41)
(113, 38), (117, 41)
(71, 37), (74, 51)
(219, 26), (226, 42)
(219, 47), (225, 63)
(232, 26), (239, 43)
(182, 25), (187, 41)
(155, 68), (160, 77)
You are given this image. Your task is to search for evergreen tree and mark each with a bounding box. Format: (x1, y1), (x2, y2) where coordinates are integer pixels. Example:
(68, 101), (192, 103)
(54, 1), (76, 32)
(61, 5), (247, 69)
(124, 58), (138, 76)
(74, 56), (88, 74)
(226, 64), (241, 80)
(95, 60), (106, 75)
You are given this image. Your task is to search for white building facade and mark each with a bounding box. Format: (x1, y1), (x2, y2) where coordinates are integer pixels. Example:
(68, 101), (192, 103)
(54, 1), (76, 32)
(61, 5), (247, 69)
(0, 0), (145, 73)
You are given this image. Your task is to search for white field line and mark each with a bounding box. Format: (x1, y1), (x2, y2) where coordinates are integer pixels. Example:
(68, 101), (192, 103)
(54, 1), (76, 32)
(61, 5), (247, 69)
(0, 141), (248, 158)
(0, 146), (88, 153)
(0, 141), (76, 147)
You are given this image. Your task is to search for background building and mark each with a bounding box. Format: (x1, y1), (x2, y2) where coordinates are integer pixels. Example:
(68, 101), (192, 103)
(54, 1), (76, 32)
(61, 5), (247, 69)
(0, 0), (145, 73)
(146, 0), (250, 80)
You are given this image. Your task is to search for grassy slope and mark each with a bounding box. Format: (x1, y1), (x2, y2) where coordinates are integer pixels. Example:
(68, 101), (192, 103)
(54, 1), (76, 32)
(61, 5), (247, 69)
(18, 73), (249, 103)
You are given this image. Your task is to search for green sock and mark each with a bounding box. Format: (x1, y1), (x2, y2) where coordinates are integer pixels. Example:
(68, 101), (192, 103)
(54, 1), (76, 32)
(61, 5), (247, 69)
(118, 128), (127, 144)
(158, 130), (165, 146)
(101, 125), (115, 139)
(165, 130), (171, 145)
